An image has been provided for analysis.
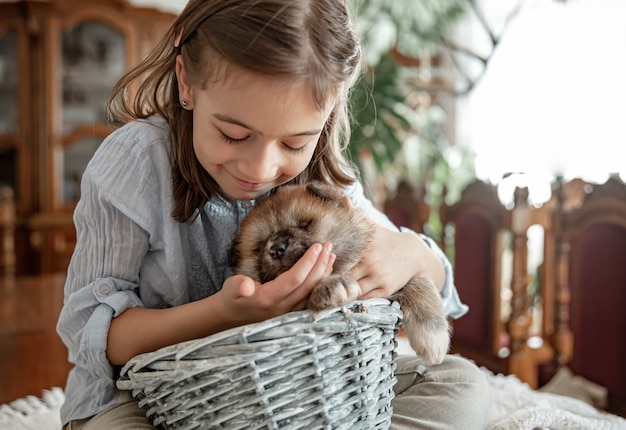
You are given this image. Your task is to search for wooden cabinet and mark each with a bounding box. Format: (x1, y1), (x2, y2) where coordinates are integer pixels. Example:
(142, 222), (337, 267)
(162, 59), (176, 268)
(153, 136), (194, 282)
(0, 0), (175, 274)
(0, 15), (28, 210)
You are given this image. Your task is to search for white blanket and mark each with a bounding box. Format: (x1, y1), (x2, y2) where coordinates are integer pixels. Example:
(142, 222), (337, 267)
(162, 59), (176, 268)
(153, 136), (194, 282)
(1, 372), (625, 430)
(0, 387), (64, 430)
(484, 369), (626, 430)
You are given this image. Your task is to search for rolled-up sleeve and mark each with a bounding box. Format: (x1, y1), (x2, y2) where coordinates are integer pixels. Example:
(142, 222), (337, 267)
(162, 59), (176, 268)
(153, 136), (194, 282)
(58, 277), (143, 378)
(57, 208), (149, 382)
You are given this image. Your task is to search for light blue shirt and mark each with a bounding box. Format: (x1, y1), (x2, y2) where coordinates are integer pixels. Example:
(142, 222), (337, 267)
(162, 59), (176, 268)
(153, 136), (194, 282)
(56, 115), (467, 425)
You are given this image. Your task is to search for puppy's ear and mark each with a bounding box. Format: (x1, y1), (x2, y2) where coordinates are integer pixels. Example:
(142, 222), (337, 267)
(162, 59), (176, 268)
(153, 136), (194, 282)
(306, 181), (344, 203)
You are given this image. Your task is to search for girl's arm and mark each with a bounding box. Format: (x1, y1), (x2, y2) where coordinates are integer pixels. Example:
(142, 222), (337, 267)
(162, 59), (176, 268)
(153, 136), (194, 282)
(344, 180), (467, 318)
(107, 242), (335, 364)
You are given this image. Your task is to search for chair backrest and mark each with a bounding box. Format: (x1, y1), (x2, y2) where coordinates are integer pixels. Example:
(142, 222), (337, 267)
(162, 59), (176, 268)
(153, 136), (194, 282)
(506, 186), (557, 388)
(0, 185), (16, 278)
(439, 180), (510, 371)
(383, 180), (430, 234)
(536, 177), (592, 356)
(552, 176), (626, 409)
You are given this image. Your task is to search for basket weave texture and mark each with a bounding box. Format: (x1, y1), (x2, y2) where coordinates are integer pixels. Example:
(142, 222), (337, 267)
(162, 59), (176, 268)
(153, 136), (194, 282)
(117, 298), (402, 430)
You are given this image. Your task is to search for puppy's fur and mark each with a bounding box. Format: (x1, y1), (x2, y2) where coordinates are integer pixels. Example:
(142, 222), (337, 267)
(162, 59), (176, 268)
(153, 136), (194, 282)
(231, 182), (450, 364)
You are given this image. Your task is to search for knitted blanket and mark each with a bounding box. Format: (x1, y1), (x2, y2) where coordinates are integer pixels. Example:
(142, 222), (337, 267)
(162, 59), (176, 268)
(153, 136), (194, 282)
(0, 388), (64, 430)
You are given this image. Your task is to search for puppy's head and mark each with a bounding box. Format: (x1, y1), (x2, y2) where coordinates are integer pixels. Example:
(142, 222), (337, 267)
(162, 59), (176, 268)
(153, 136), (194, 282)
(231, 182), (374, 283)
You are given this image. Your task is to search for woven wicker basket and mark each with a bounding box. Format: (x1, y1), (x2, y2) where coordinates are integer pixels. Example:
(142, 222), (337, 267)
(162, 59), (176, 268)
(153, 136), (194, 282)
(117, 298), (402, 430)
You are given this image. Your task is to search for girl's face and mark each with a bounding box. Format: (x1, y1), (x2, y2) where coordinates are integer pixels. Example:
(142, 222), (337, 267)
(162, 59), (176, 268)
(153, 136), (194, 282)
(177, 57), (333, 201)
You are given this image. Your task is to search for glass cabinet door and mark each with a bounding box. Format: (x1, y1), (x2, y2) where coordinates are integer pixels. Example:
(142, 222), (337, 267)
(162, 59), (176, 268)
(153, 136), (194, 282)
(57, 20), (126, 206)
(0, 29), (17, 135)
(0, 29), (18, 191)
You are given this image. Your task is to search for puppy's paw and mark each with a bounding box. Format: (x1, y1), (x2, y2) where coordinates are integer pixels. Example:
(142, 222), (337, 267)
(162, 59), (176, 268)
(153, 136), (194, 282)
(308, 275), (361, 310)
(402, 311), (450, 365)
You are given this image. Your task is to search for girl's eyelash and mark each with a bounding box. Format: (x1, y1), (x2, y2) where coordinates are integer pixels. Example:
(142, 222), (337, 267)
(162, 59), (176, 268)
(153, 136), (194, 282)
(221, 131), (307, 154)
(285, 144), (307, 154)
(220, 133), (249, 144)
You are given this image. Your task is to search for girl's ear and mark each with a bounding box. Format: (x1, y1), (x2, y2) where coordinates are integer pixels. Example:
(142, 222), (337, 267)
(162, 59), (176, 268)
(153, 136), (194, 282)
(175, 55), (193, 108)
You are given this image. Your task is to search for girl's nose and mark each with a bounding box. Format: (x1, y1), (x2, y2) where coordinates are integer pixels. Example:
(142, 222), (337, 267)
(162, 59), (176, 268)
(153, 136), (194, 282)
(239, 141), (280, 182)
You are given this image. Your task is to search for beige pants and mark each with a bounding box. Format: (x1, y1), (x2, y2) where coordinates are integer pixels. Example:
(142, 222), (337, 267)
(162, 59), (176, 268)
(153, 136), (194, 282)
(391, 354), (491, 429)
(65, 355), (491, 430)
(63, 394), (153, 430)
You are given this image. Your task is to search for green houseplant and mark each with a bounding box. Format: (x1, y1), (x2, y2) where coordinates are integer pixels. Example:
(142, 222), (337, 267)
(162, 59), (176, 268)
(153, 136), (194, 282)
(347, 0), (476, 236)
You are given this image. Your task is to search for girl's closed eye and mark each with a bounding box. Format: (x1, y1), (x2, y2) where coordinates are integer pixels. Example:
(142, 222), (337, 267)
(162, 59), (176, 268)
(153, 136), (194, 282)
(220, 132), (250, 144)
(283, 143), (308, 154)
(282, 135), (319, 154)
(221, 130), (310, 154)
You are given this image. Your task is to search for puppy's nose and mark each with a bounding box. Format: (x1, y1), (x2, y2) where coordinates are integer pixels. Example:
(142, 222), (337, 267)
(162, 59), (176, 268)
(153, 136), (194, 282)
(269, 240), (287, 260)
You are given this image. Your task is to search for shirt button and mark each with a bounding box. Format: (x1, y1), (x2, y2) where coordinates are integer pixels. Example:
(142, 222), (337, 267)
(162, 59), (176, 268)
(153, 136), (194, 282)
(241, 200), (254, 209)
(99, 284), (111, 295)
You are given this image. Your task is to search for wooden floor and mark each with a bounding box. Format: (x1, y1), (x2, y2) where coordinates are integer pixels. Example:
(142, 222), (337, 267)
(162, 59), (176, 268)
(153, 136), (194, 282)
(0, 273), (72, 405)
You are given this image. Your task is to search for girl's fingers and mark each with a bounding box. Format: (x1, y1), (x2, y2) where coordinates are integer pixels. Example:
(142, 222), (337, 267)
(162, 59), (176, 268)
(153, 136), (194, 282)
(280, 243), (322, 287)
(278, 242), (333, 304)
(349, 262), (368, 284)
(324, 253), (336, 277)
(301, 243), (333, 286)
(285, 249), (335, 312)
(355, 275), (373, 299)
(238, 277), (257, 298)
(355, 276), (389, 300)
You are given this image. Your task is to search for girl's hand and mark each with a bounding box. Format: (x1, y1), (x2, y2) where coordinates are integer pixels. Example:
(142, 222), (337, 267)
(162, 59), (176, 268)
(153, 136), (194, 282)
(217, 242), (335, 326)
(107, 243), (335, 364)
(350, 223), (445, 299)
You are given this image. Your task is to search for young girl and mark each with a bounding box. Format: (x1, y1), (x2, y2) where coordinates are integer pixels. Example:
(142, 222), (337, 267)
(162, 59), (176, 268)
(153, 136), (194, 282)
(57, 1), (490, 429)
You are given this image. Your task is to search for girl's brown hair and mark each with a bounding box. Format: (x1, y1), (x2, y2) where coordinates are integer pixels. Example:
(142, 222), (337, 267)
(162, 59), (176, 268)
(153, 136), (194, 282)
(107, 0), (362, 222)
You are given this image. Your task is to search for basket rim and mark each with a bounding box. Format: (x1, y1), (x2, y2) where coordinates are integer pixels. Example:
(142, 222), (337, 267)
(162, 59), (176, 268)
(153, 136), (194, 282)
(118, 298), (401, 379)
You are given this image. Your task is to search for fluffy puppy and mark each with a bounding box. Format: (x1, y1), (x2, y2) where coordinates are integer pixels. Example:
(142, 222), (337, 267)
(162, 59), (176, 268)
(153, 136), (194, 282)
(230, 182), (450, 364)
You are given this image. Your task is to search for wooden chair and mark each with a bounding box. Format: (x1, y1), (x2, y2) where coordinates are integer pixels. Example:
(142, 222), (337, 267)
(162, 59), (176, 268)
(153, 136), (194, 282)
(383, 180), (430, 234)
(0, 185), (16, 279)
(439, 180), (512, 375)
(506, 186), (555, 388)
(535, 177), (592, 368)
(548, 175), (626, 415)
